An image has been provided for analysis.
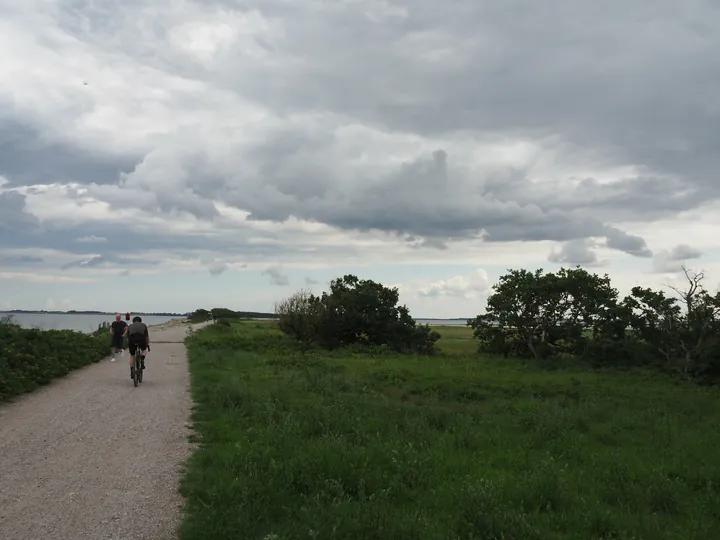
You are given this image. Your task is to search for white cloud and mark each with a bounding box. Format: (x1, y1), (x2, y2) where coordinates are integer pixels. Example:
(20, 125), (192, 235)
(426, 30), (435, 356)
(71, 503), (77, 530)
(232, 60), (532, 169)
(401, 269), (492, 299)
(0, 272), (98, 284)
(75, 235), (107, 243)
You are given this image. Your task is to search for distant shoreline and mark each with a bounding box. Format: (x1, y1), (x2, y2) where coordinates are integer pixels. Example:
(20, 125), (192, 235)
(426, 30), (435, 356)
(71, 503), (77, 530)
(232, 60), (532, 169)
(2, 310), (184, 317)
(2, 311), (472, 321)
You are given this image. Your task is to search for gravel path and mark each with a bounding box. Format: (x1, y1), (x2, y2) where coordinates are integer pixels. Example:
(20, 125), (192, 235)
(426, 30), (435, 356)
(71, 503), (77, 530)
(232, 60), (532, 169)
(0, 321), (207, 540)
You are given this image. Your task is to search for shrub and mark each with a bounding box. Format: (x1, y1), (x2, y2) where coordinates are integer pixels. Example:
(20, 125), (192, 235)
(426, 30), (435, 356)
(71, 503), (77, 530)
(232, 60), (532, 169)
(275, 275), (440, 355)
(0, 320), (108, 402)
(274, 288), (323, 347)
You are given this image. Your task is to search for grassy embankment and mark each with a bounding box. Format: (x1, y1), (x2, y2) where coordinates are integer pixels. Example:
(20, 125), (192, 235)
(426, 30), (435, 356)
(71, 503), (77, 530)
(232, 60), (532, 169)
(0, 318), (109, 402)
(180, 320), (720, 539)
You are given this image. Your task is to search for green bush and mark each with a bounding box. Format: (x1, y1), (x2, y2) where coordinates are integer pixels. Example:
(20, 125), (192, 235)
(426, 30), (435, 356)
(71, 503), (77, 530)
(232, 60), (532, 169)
(0, 319), (108, 402)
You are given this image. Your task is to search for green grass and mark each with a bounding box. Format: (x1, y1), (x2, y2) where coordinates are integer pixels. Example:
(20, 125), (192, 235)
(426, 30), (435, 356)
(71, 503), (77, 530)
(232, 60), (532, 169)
(433, 324), (476, 355)
(180, 320), (720, 540)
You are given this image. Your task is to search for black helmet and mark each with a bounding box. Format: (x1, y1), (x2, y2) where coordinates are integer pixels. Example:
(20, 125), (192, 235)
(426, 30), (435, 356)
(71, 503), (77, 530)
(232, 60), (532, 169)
(132, 316), (142, 323)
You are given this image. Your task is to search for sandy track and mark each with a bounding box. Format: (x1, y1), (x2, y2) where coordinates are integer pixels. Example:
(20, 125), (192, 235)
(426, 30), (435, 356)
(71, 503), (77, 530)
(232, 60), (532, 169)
(0, 322), (208, 540)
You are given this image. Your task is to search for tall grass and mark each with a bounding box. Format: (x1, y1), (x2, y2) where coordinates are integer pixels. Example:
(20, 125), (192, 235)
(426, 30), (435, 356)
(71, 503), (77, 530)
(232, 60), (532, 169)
(180, 320), (720, 539)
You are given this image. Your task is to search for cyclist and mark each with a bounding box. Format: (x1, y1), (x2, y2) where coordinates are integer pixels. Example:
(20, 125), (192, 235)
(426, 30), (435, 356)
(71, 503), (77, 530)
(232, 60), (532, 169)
(109, 313), (128, 361)
(127, 315), (150, 379)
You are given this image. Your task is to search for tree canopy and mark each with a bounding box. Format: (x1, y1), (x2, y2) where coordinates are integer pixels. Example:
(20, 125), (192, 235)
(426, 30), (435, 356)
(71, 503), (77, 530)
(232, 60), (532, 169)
(275, 275), (440, 354)
(469, 265), (720, 380)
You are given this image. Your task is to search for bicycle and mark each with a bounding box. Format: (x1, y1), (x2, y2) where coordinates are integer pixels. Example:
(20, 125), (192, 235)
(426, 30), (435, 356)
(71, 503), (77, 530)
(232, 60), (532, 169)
(132, 346), (149, 387)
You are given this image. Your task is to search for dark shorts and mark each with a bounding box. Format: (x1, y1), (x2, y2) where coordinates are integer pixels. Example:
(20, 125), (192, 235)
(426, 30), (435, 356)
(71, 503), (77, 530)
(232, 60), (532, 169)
(128, 335), (146, 355)
(111, 335), (124, 348)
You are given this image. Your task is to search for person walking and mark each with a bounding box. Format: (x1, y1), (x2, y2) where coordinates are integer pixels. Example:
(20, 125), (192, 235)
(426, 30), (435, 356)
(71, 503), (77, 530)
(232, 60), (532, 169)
(109, 313), (128, 361)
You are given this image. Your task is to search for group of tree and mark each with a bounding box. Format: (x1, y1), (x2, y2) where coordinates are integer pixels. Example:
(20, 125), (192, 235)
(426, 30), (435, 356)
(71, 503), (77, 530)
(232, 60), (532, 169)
(186, 308), (275, 322)
(469, 265), (720, 380)
(274, 275), (440, 354)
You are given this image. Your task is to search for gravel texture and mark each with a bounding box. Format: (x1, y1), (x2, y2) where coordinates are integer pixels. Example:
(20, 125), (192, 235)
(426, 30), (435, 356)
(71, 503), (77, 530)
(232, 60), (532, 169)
(0, 322), (207, 540)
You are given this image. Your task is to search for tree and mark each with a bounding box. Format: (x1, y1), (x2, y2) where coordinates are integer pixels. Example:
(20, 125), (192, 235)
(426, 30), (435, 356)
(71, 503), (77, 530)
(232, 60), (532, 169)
(468, 267), (619, 361)
(623, 286), (682, 366)
(469, 264), (720, 381)
(274, 289), (323, 347)
(188, 308), (211, 322)
(664, 267), (720, 375)
(275, 275), (440, 354)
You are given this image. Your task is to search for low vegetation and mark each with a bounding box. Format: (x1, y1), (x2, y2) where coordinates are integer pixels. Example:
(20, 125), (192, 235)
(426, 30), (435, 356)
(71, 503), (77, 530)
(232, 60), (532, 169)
(181, 318), (720, 539)
(175, 266), (720, 537)
(0, 316), (108, 402)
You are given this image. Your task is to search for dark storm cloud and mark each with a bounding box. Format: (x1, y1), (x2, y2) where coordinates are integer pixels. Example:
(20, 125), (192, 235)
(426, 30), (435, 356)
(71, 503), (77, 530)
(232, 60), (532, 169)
(0, 117), (135, 187)
(219, 147), (652, 257)
(548, 239), (601, 266)
(2, 0), (718, 265)
(0, 191), (40, 232)
(667, 244), (703, 261)
(483, 174), (708, 225)
(0, 254), (44, 266)
(61, 254), (149, 269)
(651, 243), (704, 274)
(208, 261), (228, 276)
(604, 228), (653, 258)
(216, 0), (720, 220)
(262, 267), (289, 286)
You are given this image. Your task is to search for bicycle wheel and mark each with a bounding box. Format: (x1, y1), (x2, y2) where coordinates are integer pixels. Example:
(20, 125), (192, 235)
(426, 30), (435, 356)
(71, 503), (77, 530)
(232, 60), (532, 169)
(133, 357), (139, 387)
(138, 355), (144, 383)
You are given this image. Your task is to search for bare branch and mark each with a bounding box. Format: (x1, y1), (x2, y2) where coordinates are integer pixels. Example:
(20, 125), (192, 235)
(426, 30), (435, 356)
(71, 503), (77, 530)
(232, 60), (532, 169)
(663, 265), (705, 310)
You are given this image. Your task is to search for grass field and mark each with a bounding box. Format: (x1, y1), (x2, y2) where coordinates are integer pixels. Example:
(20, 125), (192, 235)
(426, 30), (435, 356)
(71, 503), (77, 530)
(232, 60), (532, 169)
(180, 320), (720, 540)
(434, 325), (476, 355)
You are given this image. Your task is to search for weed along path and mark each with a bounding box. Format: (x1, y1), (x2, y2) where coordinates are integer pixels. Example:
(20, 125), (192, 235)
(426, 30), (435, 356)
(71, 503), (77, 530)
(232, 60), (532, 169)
(0, 321), (208, 540)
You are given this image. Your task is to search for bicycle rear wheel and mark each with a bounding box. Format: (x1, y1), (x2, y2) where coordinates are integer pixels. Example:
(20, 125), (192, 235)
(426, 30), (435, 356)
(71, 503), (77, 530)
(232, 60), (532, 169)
(133, 357), (139, 387)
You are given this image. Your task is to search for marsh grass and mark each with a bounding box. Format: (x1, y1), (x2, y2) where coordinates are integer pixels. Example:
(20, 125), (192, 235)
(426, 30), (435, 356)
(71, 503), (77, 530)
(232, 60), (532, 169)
(180, 320), (720, 539)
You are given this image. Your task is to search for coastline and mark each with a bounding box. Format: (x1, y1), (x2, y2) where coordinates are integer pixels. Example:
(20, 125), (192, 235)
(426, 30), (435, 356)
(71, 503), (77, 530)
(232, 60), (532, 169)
(148, 317), (189, 331)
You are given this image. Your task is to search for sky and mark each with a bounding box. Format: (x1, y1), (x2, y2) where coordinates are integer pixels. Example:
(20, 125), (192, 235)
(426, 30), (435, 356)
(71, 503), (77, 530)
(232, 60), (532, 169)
(1, 0), (719, 318)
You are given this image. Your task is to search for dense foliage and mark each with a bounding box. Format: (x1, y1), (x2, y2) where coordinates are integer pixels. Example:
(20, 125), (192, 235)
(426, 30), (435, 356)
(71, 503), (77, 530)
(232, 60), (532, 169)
(275, 275), (440, 354)
(0, 317), (109, 402)
(469, 266), (720, 380)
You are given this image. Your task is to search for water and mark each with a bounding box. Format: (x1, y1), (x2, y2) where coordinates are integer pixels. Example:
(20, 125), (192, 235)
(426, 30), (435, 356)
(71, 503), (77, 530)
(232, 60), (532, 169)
(0, 313), (466, 333)
(416, 319), (469, 326)
(0, 313), (183, 333)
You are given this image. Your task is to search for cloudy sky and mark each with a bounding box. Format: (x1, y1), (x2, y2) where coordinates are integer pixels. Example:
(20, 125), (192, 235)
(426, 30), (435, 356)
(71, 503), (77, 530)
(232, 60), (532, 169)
(1, 0), (719, 317)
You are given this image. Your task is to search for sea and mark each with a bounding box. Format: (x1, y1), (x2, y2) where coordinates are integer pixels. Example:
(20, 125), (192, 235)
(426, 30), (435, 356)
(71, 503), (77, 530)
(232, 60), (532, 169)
(0, 313), (183, 334)
(0, 313), (468, 333)
(416, 319), (469, 326)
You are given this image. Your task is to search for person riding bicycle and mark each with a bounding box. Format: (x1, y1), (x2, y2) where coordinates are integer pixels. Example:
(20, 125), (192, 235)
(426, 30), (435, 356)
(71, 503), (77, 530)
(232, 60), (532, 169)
(127, 316), (150, 378)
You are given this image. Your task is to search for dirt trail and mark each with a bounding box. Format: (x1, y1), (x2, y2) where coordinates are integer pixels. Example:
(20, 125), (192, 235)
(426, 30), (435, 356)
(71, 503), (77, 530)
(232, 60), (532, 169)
(0, 321), (208, 540)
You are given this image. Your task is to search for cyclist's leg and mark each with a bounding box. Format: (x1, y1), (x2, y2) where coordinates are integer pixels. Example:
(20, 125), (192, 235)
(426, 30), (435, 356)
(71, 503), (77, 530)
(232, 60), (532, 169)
(128, 339), (138, 366)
